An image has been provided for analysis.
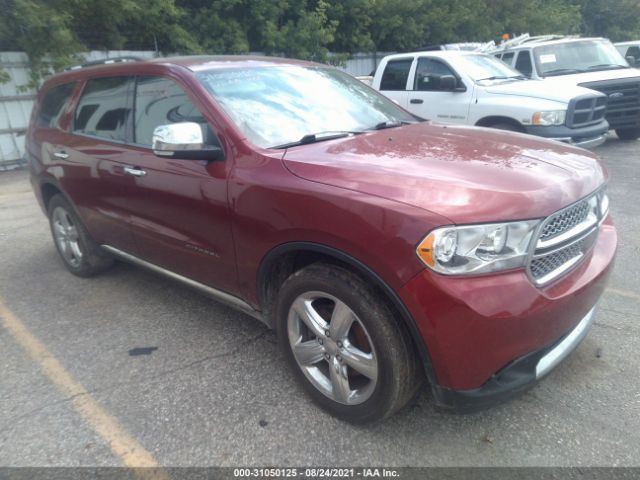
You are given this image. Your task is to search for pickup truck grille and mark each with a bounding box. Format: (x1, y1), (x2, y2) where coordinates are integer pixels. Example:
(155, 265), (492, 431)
(528, 189), (607, 285)
(566, 95), (607, 128)
(578, 77), (640, 130)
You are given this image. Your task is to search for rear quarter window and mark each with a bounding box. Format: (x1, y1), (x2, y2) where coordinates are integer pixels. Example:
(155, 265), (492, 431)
(37, 83), (75, 129)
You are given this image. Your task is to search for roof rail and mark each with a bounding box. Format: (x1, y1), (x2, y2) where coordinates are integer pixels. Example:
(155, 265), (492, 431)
(487, 33), (580, 53)
(64, 56), (144, 71)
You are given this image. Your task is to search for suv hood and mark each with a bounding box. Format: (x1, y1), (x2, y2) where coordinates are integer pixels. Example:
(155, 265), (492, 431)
(483, 79), (600, 103)
(282, 123), (606, 225)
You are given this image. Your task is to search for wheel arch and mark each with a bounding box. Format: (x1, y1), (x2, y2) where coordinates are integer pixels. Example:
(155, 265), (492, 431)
(475, 115), (525, 132)
(256, 241), (438, 384)
(40, 182), (63, 211)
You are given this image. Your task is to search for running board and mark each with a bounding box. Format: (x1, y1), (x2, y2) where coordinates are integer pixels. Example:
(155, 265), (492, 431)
(101, 245), (265, 323)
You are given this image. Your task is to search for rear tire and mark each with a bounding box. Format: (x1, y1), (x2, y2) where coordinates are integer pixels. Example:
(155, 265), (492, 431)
(275, 263), (422, 423)
(615, 127), (640, 141)
(47, 194), (114, 277)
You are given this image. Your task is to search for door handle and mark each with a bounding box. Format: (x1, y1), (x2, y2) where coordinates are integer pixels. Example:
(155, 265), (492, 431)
(124, 166), (147, 177)
(53, 151), (69, 159)
(410, 99), (424, 104)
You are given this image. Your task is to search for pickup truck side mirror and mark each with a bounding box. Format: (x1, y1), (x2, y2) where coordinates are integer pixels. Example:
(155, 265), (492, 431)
(626, 55), (636, 67)
(438, 75), (466, 92)
(152, 122), (225, 161)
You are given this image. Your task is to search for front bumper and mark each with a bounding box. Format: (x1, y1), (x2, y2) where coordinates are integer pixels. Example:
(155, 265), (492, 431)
(433, 307), (595, 412)
(525, 120), (609, 149)
(398, 217), (617, 411)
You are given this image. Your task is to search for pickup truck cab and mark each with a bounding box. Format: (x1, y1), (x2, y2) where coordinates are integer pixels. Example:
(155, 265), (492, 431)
(495, 37), (640, 140)
(28, 56), (616, 423)
(372, 51), (609, 148)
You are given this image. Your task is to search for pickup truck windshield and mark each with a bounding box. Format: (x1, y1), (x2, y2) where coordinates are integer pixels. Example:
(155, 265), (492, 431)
(534, 40), (629, 77)
(457, 54), (524, 83)
(197, 66), (415, 149)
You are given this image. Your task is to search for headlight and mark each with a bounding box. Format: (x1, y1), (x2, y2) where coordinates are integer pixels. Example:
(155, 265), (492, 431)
(532, 110), (566, 126)
(416, 220), (540, 275)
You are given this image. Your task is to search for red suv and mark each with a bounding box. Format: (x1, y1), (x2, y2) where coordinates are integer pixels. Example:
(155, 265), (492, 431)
(27, 56), (617, 423)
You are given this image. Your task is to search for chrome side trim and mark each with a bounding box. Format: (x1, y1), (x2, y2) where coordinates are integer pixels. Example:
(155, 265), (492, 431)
(535, 307), (596, 379)
(101, 245), (265, 323)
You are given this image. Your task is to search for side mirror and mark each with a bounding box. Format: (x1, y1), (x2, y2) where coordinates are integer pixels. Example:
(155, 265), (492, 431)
(152, 122), (224, 161)
(626, 55), (636, 67)
(438, 75), (465, 92)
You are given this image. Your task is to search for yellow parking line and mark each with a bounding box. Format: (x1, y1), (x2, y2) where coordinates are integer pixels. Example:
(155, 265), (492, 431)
(0, 297), (168, 480)
(606, 287), (640, 302)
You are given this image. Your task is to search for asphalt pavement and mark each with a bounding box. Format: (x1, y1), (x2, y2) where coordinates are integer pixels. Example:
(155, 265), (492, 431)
(0, 135), (639, 468)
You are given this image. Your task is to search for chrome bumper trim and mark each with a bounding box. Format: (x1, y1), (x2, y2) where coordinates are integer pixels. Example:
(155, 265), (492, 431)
(101, 245), (265, 323)
(556, 135), (607, 149)
(535, 307), (596, 378)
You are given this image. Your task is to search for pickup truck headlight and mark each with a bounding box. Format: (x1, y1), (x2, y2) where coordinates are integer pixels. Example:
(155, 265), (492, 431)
(532, 110), (566, 126)
(416, 220), (540, 275)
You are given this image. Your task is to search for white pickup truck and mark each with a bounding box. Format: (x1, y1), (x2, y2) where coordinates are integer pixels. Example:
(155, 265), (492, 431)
(371, 50), (609, 148)
(494, 37), (640, 141)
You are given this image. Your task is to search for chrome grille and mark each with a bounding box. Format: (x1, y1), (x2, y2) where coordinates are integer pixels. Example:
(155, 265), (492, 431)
(530, 233), (595, 283)
(539, 199), (591, 241)
(566, 95), (607, 128)
(578, 77), (640, 130)
(528, 188), (607, 285)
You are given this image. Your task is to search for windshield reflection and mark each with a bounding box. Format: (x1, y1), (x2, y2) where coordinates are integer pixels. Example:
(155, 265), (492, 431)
(197, 66), (415, 149)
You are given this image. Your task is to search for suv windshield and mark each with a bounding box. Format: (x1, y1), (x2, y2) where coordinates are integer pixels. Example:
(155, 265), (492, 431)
(197, 66), (415, 149)
(457, 54), (524, 83)
(534, 39), (630, 77)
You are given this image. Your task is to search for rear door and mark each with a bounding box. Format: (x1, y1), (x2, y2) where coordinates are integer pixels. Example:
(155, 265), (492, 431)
(119, 75), (238, 293)
(377, 58), (413, 108)
(56, 76), (137, 251)
(406, 57), (472, 124)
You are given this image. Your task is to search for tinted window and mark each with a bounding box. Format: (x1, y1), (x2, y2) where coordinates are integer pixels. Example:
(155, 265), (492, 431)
(626, 46), (640, 62)
(37, 83), (75, 129)
(134, 76), (217, 147)
(515, 51), (533, 77)
(380, 59), (413, 90)
(414, 58), (457, 91)
(501, 52), (515, 64)
(73, 77), (133, 141)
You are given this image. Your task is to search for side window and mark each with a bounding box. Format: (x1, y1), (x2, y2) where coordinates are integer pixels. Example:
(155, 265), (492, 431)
(380, 59), (413, 91)
(414, 58), (457, 91)
(37, 83), (75, 129)
(515, 51), (533, 77)
(73, 77), (133, 141)
(501, 52), (515, 65)
(134, 76), (219, 148)
(626, 46), (640, 62)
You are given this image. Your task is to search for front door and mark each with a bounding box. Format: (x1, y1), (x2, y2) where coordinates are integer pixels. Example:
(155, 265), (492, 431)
(120, 75), (238, 294)
(406, 57), (472, 124)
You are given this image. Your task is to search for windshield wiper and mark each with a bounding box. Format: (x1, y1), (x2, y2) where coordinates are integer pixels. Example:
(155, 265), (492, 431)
(587, 63), (628, 70)
(477, 75), (525, 81)
(272, 130), (361, 149)
(543, 68), (585, 76)
(371, 120), (412, 130)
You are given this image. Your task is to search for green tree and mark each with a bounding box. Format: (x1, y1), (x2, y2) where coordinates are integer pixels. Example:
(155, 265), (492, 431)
(576, 0), (640, 41)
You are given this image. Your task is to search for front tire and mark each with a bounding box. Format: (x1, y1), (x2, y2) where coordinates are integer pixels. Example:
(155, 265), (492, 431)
(48, 194), (114, 277)
(615, 127), (640, 141)
(275, 263), (422, 423)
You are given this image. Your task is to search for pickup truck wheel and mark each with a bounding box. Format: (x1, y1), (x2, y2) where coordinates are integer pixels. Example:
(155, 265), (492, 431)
(48, 194), (114, 277)
(275, 263), (422, 423)
(615, 127), (640, 141)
